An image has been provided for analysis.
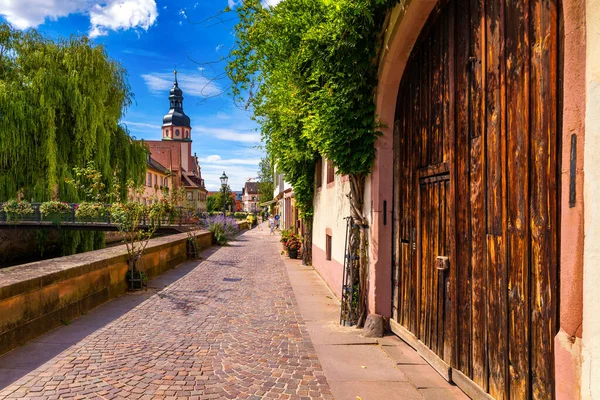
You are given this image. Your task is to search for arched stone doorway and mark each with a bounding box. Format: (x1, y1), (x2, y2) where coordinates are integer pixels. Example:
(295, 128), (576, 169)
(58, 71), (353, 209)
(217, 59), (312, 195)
(370, 0), (586, 398)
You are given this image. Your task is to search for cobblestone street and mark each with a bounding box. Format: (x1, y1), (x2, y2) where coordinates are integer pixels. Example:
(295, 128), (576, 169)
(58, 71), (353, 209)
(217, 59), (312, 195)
(0, 228), (332, 400)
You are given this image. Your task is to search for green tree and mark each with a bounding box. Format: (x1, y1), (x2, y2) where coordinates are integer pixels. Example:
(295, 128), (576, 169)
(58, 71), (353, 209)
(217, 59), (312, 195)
(0, 24), (146, 254)
(257, 156), (274, 204)
(208, 186), (235, 213)
(227, 0), (396, 326)
(206, 194), (217, 213)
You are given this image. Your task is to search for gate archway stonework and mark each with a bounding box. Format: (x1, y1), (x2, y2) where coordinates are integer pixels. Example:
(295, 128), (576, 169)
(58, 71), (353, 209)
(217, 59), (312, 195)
(368, 0), (587, 398)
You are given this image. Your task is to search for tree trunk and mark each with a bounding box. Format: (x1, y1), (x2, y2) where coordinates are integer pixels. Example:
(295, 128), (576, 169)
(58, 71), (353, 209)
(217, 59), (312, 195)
(302, 216), (313, 265)
(347, 173), (368, 328)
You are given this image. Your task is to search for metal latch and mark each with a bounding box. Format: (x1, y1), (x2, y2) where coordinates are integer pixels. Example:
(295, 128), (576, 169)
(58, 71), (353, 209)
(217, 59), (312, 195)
(436, 256), (449, 271)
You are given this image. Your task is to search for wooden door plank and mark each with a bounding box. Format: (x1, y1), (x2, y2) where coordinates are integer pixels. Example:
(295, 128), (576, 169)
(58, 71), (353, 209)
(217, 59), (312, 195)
(529, 0), (558, 397)
(487, 234), (508, 400)
(505, 0), (531, 398)
(485, 0), (505, 236)
(454, 0), (472, 376)
(431, 182), (440, 354)
(469, 0), (487, 390)
(443, 3), (457, 366)
(470, 134), (487, 392)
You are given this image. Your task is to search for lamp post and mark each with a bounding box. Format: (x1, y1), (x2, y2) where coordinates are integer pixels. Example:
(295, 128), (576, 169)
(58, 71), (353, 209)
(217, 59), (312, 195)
(220, 171), (228, 216)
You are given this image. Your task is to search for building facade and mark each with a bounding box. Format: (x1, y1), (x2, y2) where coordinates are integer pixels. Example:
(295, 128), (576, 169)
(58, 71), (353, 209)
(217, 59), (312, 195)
(242, 181), (259, 213)
(138, 155), (172, 205)
(310, 0), (599, 398)
(272, 166), (298, 232)
(139, 71), (207, 212)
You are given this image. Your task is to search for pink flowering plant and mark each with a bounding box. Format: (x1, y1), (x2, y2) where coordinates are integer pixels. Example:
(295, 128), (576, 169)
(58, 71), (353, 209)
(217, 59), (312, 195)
(75, 202), (106, 221)
(40, 201), (71, 224)
(2, 199), (34, 222)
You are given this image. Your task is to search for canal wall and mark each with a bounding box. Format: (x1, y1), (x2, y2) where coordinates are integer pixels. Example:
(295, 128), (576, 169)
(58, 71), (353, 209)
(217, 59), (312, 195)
(0, 231), (213, 356)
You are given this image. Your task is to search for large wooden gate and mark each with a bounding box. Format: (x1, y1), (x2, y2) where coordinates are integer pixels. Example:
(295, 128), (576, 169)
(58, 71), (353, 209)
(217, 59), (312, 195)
(391, 0), (560, 398)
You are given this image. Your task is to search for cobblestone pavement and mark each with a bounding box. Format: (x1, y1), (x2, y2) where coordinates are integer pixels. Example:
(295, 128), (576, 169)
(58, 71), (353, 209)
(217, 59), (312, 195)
(0, 227), (333, 400)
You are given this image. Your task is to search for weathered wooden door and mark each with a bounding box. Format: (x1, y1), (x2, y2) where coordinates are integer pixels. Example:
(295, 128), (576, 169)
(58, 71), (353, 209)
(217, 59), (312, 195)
(391, 0), (559, 399)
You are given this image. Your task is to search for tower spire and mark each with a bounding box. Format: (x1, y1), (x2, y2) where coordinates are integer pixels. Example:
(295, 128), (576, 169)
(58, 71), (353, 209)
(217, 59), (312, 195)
(174, 69), (178, 86)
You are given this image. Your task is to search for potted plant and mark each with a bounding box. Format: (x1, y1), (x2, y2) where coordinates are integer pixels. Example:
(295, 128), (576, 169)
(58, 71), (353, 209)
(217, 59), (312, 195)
(40, 201), (71, 224)
(75, 202), (106, 222)
(283, 233), (302, 259)
(2, 199), (34, 223)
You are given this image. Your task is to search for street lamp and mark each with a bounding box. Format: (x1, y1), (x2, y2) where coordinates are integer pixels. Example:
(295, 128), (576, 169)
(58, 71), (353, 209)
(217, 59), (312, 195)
(220, 171), (228, 216)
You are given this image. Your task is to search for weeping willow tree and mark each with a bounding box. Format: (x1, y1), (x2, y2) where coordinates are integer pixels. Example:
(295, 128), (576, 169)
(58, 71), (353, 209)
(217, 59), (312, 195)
(0, 24), (147, 254)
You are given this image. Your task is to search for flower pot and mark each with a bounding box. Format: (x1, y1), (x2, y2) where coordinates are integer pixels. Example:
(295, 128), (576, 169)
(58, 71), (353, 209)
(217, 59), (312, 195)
(288, 249), (298, 259)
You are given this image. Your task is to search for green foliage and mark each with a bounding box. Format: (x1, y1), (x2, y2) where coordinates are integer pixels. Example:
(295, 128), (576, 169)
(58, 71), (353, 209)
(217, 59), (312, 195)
(0, 25), (146, 253)
(2, 199), (34, 219)
(75, 202), (106, 220)
(257, 156), (274, 204)
(39, 201), (70, 216)
(227, 0), (396, 217)
(234, 211), (248, 219)
(208, 186), (235, 213)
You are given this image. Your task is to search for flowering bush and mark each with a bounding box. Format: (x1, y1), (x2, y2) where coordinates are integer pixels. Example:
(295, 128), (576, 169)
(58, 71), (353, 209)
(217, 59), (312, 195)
(204, 215), (239, 245)
(39, 201), (70, 216)
(283, 233), (302, 252)
(2, 199), (34, 222)
(75, 202), (105, 220)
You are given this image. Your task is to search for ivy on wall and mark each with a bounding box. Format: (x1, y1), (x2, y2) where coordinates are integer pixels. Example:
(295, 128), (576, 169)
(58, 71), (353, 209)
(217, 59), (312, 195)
(227, 0), (398, 324)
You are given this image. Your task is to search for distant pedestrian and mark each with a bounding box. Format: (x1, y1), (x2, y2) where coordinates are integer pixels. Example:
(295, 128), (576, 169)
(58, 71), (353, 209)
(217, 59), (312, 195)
(269, 216), (275, 235)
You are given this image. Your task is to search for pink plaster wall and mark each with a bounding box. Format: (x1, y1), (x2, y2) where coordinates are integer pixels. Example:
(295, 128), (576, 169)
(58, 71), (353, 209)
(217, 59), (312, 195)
(369, 0), (438, 318)
(312, 244), (344, 300)
(556, 1), (586, 397)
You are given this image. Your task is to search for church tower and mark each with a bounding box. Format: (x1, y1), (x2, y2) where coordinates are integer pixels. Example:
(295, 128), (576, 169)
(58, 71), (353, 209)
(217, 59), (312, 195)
(161, 71), (192, 141)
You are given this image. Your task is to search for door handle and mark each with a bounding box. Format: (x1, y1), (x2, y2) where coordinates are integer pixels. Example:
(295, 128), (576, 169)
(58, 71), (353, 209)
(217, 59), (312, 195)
(436, 256), (449, 271)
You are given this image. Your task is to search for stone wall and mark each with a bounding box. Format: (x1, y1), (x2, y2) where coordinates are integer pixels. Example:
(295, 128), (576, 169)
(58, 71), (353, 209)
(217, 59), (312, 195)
(0, 231), (212, 356)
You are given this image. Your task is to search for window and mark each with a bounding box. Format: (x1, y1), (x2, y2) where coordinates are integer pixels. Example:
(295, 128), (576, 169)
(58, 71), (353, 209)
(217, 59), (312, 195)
(326, 234), (332, 261)
(147, 172), (152, 187)
(315, 159), (322, 188)
(154, 174), (157, 187)
(326, 160), (334, 184)
(175, 129), (180, 137)
(187, 192), (193, 201)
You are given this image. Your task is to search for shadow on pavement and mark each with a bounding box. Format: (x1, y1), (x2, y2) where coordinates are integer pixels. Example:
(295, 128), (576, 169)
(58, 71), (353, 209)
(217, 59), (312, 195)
(0, 250), (216, 390)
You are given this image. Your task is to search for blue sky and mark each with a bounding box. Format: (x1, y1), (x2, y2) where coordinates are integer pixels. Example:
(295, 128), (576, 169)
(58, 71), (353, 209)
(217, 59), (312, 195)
(0, 0), (275, 191)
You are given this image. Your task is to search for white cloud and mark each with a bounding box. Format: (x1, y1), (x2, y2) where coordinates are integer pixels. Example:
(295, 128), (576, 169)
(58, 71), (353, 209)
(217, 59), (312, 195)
(193, 126), (261, 143)
(0, 0), (158, 38)
(122, 121), (160, 130)
(262, 0), (284, 6)
(215, 44), (223, 52)
(201, 163), (261, 192)
(199, 155), (261, 166)
(88, 0), (158, 38)
(141, 71), (221, 98)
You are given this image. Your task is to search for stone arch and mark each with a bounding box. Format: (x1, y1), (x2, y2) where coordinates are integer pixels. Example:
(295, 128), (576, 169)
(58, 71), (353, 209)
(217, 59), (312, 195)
(369, 0), (586, 397)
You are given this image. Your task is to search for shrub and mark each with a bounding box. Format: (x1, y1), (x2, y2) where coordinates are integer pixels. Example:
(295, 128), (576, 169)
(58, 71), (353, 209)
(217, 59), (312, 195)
(205, 215), (239, 245)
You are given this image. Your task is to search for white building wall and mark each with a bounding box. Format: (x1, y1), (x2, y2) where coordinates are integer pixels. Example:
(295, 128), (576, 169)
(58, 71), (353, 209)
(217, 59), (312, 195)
(312, 159), (352, 299)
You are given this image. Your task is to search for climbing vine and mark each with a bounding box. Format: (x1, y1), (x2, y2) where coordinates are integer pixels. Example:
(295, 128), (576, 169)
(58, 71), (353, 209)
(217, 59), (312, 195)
(227, 0), (397, 326)
(0, 24), (147, 254)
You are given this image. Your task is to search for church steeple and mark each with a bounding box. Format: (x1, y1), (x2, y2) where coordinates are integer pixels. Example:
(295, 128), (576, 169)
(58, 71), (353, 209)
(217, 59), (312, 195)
(162, 70), (191, 141)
